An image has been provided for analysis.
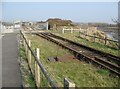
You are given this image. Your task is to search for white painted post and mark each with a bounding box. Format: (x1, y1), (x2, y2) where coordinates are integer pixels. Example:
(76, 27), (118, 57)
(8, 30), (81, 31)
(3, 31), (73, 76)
(35, 60), (37, 83)
(25, 36), (28, 55)
(28, 40), (31, 67)
(35, 48), (40, 87)
(46, 22), (48, 30)
(22, 31), (25, 47)
(71, 28), (73, 34)
(62, 28), (64, 33)
(23, 38), (26, 47)
(37, 62), (40, 87)
(64, 78), (75, 89)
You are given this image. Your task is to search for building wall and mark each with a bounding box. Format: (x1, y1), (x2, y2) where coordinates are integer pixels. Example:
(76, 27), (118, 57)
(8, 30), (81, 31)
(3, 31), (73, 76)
(2, 26), (14, 33)
(36, 22), (48, 30)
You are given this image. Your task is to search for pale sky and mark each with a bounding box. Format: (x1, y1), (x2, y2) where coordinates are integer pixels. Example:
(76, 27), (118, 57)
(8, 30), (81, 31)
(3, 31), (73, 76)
(2, 2), (118, 23)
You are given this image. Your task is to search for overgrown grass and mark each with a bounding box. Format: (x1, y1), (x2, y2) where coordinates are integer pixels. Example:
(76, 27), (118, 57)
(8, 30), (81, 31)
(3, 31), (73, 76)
(49, 30), (119, 56)
(20, 45), (36, 88)
(19, 47), (26, 59)
(27, 34), (120, 87)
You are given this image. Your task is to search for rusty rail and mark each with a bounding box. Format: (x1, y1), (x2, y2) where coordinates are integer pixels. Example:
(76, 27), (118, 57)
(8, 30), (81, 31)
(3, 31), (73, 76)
(35, 33), (120, 76)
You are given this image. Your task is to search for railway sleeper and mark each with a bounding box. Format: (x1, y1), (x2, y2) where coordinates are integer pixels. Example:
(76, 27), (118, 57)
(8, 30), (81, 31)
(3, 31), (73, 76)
(49, 33), (120, 61)
(95, 57), (120, 73)
(36, 33), (120, 77)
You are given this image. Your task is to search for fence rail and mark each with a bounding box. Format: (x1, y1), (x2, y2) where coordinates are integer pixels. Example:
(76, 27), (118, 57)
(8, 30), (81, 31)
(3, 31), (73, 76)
(61, 28), (119, 49)
(78, 31), (119, 49)
(20, 30), (58, 88)
(20, 30), (76, 88)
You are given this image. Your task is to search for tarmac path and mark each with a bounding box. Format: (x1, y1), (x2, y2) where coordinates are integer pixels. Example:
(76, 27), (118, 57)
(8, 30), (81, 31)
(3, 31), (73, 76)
(2, 33), (22, 88)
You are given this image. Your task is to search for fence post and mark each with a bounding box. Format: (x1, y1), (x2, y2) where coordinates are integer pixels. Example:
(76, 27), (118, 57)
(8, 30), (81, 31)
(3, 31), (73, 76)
(64, 78), (75, 89)
(94, 34), (95, 42)
(28, 40), (31, 67)
(23, 38), (26, 47)
(85, 30), (87, 39)
(99, 35), (100, 43)
(79, 31), (81, 38)
(23, 31), (28, 54)
(62, 28), (64, 33)
(105, 36), (107, 45)
(35, 48), (41, 87)
(71, 28), (73, 33)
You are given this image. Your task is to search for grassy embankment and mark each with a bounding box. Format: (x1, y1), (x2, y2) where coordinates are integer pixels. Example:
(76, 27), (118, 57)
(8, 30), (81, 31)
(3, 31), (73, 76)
(49, 30), (119, 56)
(27, 34), (120, 87)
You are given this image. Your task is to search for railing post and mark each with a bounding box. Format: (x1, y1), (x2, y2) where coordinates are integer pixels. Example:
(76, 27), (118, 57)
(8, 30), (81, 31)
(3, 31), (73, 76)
(25, 36), (28, 55)
(23, 37), (26, 47)
(62, 28), (64, 33)
(35, 60), (37, 85)
(64, 78), (75, 89)
(105, 36), (107, 45)
(71, 28), (73, 33)
(79, 31), (80, 37)
(28, 40), (31, 67)
(35, 48), (41, 87)
(94, 34), (95, 42)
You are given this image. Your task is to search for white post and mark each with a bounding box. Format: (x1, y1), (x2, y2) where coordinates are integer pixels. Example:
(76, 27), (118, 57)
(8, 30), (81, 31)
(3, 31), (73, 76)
(35, 61), (37, 83)
(71, 28), (73, 34)
(64, 78), (75, 89)
(62, 28), (64, 33)
(28, 40), (31, 67)
(23, 38), (26, 47)
(25, 36), (28, 55)
(35, 48), (40, 87)
(37, 62), (40, 87)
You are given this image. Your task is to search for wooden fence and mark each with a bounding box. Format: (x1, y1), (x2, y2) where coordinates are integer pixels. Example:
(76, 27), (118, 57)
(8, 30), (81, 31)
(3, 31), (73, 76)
(20, 30), (76, 89)
(78, 31), (119, 49)
(61, 28), (119, 49)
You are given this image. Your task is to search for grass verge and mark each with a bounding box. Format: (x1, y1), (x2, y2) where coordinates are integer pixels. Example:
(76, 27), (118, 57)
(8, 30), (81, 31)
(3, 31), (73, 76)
(49, 30), (119, 56)
(19, 45), (36, 88)
(27, 34), (120, 87)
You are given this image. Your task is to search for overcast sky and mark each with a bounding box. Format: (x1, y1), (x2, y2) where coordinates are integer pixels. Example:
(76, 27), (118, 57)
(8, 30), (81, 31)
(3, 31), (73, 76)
(2, 2), (118, 23)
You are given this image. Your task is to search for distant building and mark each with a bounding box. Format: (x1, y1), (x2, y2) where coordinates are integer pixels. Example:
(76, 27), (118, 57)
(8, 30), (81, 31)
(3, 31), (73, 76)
(14, 23), (21, 29)
(35, 21), (48, 30)
(1, 22), (14, 33)
(14, 20), (21, 29)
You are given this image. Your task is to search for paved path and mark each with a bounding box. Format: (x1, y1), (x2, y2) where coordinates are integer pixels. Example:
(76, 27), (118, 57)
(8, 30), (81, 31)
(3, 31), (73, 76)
(2, 33), (22, 87)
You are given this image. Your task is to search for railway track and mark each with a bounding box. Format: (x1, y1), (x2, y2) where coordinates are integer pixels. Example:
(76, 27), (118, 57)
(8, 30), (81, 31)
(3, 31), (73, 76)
(35, 32), (120, 76)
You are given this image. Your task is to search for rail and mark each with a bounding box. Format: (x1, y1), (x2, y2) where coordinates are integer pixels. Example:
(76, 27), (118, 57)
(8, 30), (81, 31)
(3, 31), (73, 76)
(35, 33), (120, 76)
(20, 30), (58, 88)
(20, 30), (76, 88)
